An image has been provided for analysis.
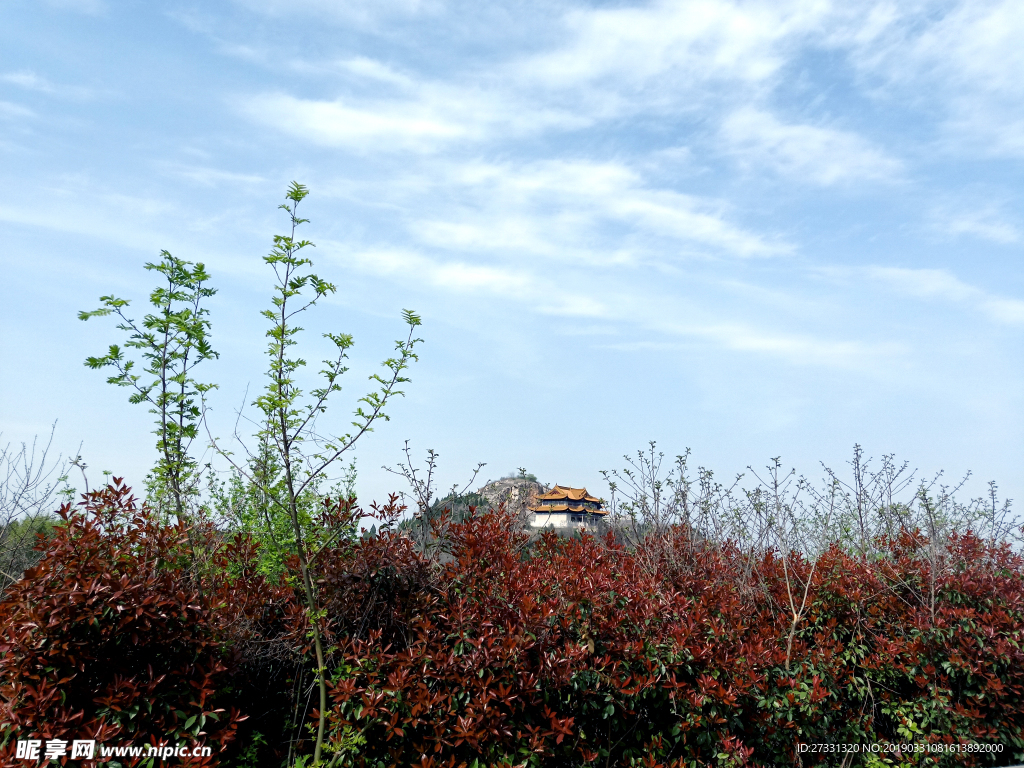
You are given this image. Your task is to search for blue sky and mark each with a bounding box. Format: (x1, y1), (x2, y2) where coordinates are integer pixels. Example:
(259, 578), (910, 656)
(2, 0), (1022, 510)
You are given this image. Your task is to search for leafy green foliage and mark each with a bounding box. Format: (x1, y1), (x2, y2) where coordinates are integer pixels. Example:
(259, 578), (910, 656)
(79, 253), (218, 520)
(247, 184), (421, 510)
(502, 468), (538, 483)
(208, 182), (422, 765)
(209, 445), (358, 579)
(0, 514), (57, 592)
(397, 491), (491, 539)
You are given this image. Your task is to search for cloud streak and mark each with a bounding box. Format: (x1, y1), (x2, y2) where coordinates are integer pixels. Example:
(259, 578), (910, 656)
(518, 0), (832, 93)
(403, 159), (787, 262)
(0, 101), (35, 120)
(721, 107), (902, 184)
(868, 267), (1024, 326)
(940, 207), (1021, 245)
(238, 86), (585, 152)
(847, 0), (1024, 157)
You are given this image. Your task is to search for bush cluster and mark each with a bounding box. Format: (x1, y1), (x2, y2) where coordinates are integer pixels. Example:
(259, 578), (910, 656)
(2, 483), (1022, 767)
(0, 481), (297, 767)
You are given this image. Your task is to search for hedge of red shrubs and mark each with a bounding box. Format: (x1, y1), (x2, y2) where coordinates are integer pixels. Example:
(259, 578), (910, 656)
(0, 481), (298, 767)
(2, 483), (1023, 767)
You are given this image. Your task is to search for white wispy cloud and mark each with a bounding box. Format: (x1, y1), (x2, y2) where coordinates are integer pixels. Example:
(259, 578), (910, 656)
(600, 305), (904, 369)
(0, 101), (35, 120)
(537, 294), (610, 318)
(693, 322), (901, 368)
(237, 85), (584, 152)
(1, 70), (98, 100)
(231, 0), (437, 27)
(42, 0), (105, 13)
(330, 57), (416, 88)
(867, 266), (1024, 325)
(721, 107), (901, 184)
(405, 159), (786, 261)
(2, 71), (56, 93)
(235, 1), (870, 152)
(334, 242), (885, 367)
(340, 246), (533, 298)
(161, 163), (267, 187)
(278, 55), (418, 90)
(939, 207), (1021, 244)
(0, 175), (212, 256)
(848, 0), (1024, 157)
(519, 0), (832, 92)
(332, 244), (614, 318)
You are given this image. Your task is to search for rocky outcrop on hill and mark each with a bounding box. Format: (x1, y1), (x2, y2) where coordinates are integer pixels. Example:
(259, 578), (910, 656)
(476, 477), (547, 528)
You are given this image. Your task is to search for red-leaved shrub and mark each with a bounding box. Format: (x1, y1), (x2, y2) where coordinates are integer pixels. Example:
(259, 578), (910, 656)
(3, 483), (1022, 767)
(0, 480), (296, 767)
(314, 502), (1024, 767)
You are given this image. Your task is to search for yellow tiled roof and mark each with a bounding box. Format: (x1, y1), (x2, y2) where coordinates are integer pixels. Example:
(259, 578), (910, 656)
(528, 503), (609, 515)
(534, 485), (601, 503)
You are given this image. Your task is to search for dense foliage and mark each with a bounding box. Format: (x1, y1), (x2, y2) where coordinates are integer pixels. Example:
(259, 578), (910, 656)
(316, 503), (1024, 768)
(0, 481), (297, 767)
(1, 483), (1021, 767)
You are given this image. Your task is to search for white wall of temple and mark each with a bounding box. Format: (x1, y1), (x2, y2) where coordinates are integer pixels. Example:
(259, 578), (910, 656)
(530, 512), (571, 528)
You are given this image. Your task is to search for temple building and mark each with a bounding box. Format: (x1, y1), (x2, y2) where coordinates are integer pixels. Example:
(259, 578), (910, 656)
(528, 485), (609, 529)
